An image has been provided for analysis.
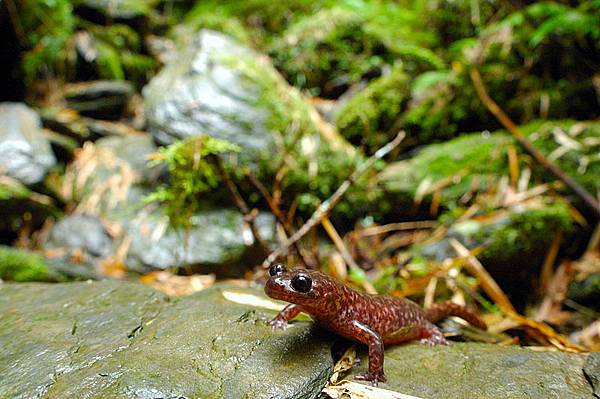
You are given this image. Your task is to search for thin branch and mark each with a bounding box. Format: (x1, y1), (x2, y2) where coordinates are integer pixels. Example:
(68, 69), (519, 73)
(245, 168), (316, 268)
(215, 157), (269, 256)
(359, 220), (438, 237)
(469, 67), (600, 219)
(262, 131), (406, 268)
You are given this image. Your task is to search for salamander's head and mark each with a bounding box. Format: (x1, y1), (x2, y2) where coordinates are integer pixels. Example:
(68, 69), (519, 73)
(264, 263), (344, 318)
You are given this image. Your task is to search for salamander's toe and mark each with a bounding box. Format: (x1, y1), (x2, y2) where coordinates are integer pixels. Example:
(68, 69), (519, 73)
(354, 371), (386, 386)
(266, 317), (288, 331)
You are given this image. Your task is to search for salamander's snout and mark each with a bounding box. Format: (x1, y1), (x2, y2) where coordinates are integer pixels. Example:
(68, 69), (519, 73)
(264, 274), (286, 299)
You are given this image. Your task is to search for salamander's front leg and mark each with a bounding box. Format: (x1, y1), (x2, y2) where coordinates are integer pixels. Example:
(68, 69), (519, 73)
(267, 304), (301, 330)
(349, 320), (386, 385)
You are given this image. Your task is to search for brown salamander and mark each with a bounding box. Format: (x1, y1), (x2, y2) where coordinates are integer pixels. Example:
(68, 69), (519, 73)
(264, 263), (486, 385)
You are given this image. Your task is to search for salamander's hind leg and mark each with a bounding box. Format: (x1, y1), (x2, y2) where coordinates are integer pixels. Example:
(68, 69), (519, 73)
(383, 322), (448, 346)
(418, 322), (448, 346)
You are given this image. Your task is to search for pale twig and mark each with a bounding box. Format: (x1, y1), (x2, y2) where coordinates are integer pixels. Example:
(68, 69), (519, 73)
(449, 238), (517, 314)
(262, 131), (406, 268)
(359, 220), (438, 237)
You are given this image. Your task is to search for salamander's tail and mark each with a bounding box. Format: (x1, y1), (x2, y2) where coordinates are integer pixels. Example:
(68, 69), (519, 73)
(424, 301), (487, 330)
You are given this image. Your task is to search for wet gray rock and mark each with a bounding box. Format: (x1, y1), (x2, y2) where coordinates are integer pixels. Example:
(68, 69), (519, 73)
(124, 208), (275, 274)
(348, 343), (592, 398)
(95, 134), (161, 185)
(47, 214), (113, 258)
(0, 103), (56, 185)
(63, 80), (134, 120)
(0, 281), (333, 399)
(144, 30), (276, 157)
(143, 29), (323, 174)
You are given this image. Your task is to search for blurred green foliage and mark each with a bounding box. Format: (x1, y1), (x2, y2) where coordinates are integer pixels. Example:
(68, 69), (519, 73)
(19, 0), (76, 83)
(0, 245), (49, 282)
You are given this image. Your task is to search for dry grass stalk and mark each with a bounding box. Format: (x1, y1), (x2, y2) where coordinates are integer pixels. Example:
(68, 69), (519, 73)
(449, 238), (516, 314)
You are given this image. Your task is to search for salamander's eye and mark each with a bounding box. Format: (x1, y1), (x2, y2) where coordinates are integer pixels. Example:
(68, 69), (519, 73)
(269, 263), (287, 277)
(291, 274), (312, 293)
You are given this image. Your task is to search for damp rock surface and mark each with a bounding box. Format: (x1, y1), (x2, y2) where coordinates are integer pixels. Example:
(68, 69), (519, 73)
(0, 281), (333, 399)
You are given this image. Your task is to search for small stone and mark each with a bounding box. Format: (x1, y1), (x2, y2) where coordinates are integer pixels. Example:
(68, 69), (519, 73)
(0, 103), (56, 185)
(47, 214), (113, 258)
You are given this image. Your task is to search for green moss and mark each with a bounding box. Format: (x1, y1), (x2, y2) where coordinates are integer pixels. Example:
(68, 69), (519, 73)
(477, 203), (574, 264)
(0, 246), (49, 282)
(226, 54), (318, 149)
(335, 67), (410, 154)
(145, 136), (240, 229)
(230, 53), (378, 219)
(381, 132), (512, 209)
(520, 120), (600, 195)
(86, 23), (157, 84)
(268, 2), (442, 97)
(0, 180), (31, 201)
(19, 0), (76, 83)
(269, 8), (390, 97)
(180, 0), (322, 48)
(73, 0), (159, 19)
(381, 119), (600, 212)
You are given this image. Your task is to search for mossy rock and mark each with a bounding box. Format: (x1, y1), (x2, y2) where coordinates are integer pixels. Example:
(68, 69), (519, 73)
(375, 201), (576, 308)
(335, 67), (411, 154)
(0, 245), (50, 282)
(380, 132), (511, 212)
(144, 29), (372, 220)
(380, 120), (600, 213)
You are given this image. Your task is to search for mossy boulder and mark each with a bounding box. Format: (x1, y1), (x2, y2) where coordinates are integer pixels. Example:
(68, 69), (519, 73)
(335, 67), (411, 154)
(144, 29), (372, 219)
(380, 132), (511, 213)
(0, 245), (49, 282)
(375, 201), (576, 308)
(379, 120), (600, 214)
(144, 29), (318, 166)
(0, 245), (95, 282)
